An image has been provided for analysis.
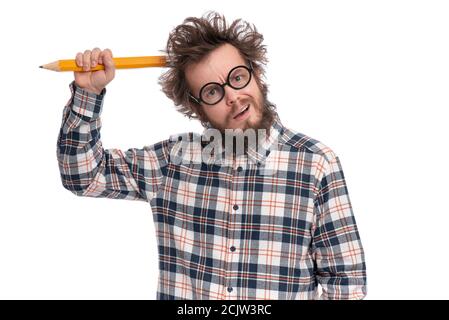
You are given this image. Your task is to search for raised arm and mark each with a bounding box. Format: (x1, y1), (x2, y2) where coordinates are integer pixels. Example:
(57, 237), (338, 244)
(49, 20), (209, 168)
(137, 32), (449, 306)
(56, 48), (171, 202)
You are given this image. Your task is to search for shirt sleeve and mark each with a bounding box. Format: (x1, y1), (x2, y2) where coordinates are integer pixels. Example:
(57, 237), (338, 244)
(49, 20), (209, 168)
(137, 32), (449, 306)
(311, 154), (367, 300)
(56, 80), (171, 202)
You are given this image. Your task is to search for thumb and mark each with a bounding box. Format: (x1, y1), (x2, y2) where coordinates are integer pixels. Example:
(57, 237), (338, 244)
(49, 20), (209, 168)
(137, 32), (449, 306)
(103, 55), (116, 80)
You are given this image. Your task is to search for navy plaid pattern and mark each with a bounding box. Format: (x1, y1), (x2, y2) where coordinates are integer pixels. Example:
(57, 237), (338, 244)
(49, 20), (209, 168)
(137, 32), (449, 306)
(57, 81), (367, 300)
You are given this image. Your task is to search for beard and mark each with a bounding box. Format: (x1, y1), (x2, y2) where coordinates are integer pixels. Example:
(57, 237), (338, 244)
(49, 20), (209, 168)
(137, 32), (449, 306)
(202, 95), (278, 157)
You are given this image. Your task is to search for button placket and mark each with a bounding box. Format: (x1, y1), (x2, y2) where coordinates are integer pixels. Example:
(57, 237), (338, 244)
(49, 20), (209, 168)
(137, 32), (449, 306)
(225, 223), (238, 298)
(225, 163), (238, 299)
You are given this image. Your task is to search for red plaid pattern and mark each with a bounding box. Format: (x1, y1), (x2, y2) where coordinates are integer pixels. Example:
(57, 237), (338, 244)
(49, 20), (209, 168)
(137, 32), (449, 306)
(57, 81), (367, 299)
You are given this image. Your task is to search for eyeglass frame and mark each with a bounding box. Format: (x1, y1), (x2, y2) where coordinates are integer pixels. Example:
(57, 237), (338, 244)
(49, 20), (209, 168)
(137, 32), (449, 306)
(189, 61), (254, 106)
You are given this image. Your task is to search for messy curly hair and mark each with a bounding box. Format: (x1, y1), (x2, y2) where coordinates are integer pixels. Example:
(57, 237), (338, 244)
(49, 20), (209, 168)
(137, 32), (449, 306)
(158, 11), (277, 128)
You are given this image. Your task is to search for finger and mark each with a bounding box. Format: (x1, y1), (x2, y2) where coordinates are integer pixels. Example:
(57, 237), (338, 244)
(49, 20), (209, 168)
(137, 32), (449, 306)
(99, 48), (112, 66)
(83, 49), (91, 71)
(104, 48), (113, 58)
(102, 49), (115, 79)
(75, 52), (83, 67)
(91, 47), (101, 67)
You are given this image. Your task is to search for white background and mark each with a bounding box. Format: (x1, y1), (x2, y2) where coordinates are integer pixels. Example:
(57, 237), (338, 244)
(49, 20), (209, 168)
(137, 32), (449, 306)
(0, 0), (448, 300)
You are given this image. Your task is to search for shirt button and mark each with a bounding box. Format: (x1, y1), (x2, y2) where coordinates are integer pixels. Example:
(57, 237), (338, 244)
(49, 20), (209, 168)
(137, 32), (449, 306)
(230, 246), (236, 252)
(237, 166), (242, 172)
(233, 204), (239, 211)
(227, 287), (233, 292)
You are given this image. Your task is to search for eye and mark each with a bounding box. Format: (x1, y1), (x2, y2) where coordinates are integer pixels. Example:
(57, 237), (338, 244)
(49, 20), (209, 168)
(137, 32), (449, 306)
(206, 88), (217, 96)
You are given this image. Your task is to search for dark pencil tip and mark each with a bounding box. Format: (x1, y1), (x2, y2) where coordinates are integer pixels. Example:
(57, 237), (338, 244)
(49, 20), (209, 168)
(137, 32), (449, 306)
(39, 66), (43, 68)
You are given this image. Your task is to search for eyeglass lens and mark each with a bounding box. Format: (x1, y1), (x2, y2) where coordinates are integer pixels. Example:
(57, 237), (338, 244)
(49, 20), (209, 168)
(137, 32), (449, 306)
(200, 66), (251, 104)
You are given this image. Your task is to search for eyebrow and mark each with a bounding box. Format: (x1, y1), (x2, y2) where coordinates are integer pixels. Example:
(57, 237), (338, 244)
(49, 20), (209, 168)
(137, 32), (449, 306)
(202, 63), (247, 85)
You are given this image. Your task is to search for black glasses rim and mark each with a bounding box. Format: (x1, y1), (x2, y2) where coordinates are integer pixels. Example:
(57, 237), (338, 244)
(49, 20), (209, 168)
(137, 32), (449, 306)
(190, 63), (253, 106)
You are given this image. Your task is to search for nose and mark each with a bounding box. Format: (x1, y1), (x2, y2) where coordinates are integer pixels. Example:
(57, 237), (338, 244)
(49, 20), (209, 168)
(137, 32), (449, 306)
(223, 85), (240, 107)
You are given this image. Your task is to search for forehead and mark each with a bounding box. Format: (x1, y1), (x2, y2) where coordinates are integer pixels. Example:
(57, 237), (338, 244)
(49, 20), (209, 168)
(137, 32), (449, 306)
(185, 44), (246, 91)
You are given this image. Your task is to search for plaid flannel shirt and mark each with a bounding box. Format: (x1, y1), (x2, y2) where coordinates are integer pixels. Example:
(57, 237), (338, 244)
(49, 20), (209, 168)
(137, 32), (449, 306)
(57, 81), (367, 300)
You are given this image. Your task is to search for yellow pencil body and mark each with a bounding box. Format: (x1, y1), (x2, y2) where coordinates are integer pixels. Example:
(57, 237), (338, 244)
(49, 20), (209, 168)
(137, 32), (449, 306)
(40, 56), (169, 72)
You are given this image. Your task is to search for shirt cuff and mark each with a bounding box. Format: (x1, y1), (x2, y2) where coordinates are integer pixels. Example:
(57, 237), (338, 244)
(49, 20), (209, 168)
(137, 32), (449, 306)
(69, 80), (106, 121)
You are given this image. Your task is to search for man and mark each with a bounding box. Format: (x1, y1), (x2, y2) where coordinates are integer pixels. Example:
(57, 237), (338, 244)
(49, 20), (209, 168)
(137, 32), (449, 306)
(57, 11), (367, 300)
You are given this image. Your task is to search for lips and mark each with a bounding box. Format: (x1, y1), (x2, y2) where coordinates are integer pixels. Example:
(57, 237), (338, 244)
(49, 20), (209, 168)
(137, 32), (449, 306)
(233, 104), (250, 119)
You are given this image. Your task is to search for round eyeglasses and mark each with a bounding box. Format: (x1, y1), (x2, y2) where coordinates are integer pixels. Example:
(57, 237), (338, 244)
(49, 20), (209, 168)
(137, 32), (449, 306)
(189, 63), (253, 106)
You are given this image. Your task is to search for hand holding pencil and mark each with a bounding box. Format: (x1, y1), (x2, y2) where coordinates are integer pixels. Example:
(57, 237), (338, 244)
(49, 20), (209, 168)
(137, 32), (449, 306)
(72, 48), (116, 95)
(39, 47), (169, 95)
